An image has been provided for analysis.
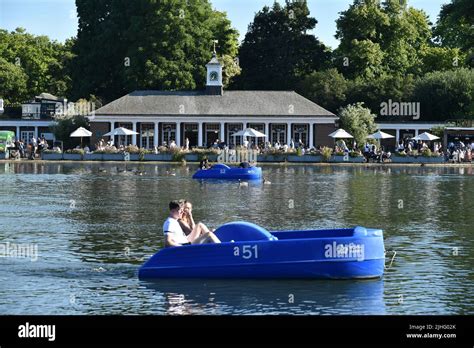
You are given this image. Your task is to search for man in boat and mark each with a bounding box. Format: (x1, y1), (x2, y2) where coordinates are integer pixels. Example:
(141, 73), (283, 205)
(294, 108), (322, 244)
(199, 157), (210, 170)
(163, 201), (220, 247)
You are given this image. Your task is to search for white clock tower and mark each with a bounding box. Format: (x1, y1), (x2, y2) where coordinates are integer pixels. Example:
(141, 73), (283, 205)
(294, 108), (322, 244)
(206, 44), (223, 95)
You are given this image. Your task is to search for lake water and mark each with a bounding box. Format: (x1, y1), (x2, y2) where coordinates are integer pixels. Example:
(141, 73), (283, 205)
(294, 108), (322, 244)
(0, 161), (473, 315)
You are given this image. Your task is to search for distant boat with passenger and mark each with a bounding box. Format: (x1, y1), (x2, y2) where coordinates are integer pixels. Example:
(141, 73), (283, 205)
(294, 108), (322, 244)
(192, 163), (262, 180)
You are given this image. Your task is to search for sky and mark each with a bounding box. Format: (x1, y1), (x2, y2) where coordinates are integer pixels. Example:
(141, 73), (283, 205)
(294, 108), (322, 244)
(0, 0), (449, 49)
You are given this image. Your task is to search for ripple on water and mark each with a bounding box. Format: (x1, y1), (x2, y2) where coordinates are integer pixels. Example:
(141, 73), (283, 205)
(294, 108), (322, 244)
(0, 163), (473, 314)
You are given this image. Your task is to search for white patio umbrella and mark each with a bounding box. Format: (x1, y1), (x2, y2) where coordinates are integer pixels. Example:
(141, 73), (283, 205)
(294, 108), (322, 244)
(103, 127), (139, 146)
(232, 127), (267, 147)
(367, 130), (395, 139)
(412, 132), (440, 141)
(328, 129), (354, 139)
(70, 127), (92, 147)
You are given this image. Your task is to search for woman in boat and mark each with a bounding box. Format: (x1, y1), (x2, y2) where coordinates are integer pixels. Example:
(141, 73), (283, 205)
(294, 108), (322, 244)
(164, 201), (220, 247)
(178, 200), (219, 243)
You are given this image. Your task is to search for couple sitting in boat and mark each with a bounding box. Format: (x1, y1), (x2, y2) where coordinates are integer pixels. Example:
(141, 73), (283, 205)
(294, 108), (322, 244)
(163, 200), (221, 247)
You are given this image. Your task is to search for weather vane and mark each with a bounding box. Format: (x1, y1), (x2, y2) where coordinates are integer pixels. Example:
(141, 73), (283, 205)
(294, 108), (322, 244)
(212, 39), (218, 54)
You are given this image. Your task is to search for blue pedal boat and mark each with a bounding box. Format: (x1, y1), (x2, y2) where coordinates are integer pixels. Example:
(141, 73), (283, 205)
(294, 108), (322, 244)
(138, 222), (385, 280)
(192, 164), (262, 180)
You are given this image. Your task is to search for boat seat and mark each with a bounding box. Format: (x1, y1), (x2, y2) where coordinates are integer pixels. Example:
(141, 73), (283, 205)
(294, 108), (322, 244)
(214, 221), (278, 242)
(211, 164), (230, 170)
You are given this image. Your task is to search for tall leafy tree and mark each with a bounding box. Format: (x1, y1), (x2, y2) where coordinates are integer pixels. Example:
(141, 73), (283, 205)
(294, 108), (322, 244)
(434, 0), (474, 53)
(412, 68), (474, 121)
(334, 0), (432, 78)
(71, 0), (239, 102)
(0, 28), (72, 103)
(0, 57), (28, 104)
(338, 103), (377, 149)
(298, 69), (348, 113)
(232, 0), (330, 90)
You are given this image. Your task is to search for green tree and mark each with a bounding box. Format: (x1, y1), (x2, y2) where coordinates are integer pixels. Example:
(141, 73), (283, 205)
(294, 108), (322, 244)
(433, 0), (474, 55)
(0, 28), (72, 103)
(298, 68), (348, 113)
(232, 0), (330, 90)
(51, 115), (90, 149)
(412, 68), (474, 121)
(419, 46), (466, 74)
(72, 0), (239, 102)
(338, 103), (377, 148)
(0, 57), (28, 104)
(334, 0), (432, 78)
(345, 74), (416, 117)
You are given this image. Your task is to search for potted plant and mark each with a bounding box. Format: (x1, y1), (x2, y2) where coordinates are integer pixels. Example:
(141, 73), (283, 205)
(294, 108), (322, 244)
(41, 149), (63, 160)
(63, 149), (84, 160)
(258, 148), (287, 162)
(321, 147), (333, 162)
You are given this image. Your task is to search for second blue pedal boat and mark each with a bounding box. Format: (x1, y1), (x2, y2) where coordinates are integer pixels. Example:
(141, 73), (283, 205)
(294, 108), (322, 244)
(192, 164), (262, 180)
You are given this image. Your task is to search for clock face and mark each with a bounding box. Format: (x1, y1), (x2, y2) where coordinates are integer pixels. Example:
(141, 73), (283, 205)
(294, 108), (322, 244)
(209, 71), (219, 81)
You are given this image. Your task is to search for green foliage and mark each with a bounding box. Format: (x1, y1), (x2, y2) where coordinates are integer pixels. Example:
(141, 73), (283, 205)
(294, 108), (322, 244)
(421, 148), (432, 157)
(420, 46), (466, 74)
(345, 73), (416, 118)
(0, 57), (28, 104)
(298, 68), (348, 113)
(334, 0), (432, 78)
(232, 0), (330, 90)
(321, 147), (333, 162)
(433, 0), (474, 61)
(123, 145), (140, 154)
(338, 103), (377, 148)
(430, 126), (445, 138)
(219, 54), (241, 88)
(413, 68), (474, 121)
(0, 28), (72, 103)
(93, 146), (118, 154)
(65, 149), (84, 155)
(72, 0), (239, 102)
(51, 115), (90, 149)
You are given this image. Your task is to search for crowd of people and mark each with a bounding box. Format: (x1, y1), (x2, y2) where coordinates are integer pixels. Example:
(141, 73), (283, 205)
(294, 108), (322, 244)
(10, 137), (50, 160)
(447, 140), (473, 163)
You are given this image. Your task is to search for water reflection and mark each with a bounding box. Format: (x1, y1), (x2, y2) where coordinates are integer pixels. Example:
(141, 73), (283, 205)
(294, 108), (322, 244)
(0, 162), (472, 314)
(143, 279), (385, 315)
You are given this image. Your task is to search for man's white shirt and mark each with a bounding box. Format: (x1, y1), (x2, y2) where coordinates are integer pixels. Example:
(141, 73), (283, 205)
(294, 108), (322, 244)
(163, 217), (189, 244)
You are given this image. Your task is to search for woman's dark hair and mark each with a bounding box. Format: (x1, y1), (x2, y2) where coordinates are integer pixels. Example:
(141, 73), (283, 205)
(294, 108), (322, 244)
(169, 200), (181, 211)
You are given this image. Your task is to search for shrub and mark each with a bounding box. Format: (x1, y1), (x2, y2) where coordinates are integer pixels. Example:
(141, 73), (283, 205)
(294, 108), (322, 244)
(396, 151), (407, 157)
(94, 146), (118, 154)
(65, 149), (84, 155)
(421, 148), (432, 157)
(349, 150), (362, 157)
(123, 145), (140, 153)
(321, 147), (333, 162)
(138, 148), (151, 161)
(172, 151), (185, 162)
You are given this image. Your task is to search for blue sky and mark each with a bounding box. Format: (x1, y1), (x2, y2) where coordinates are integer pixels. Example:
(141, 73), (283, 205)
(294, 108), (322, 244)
(0, 0), (448, 49)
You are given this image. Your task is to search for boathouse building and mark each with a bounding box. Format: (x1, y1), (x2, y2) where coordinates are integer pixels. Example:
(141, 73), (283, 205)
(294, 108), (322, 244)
(88, 54), (338, 149)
